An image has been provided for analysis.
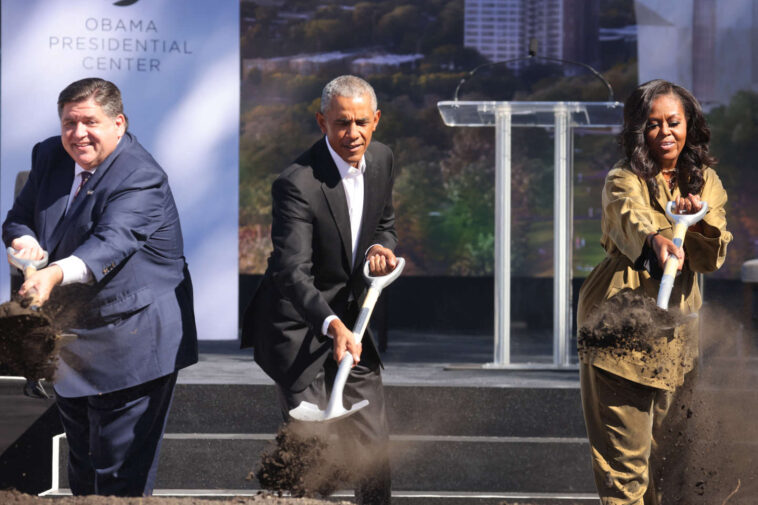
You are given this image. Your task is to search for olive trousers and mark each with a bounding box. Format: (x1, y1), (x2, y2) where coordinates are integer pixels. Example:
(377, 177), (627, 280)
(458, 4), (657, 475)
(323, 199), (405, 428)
(580, 363), (695, 505)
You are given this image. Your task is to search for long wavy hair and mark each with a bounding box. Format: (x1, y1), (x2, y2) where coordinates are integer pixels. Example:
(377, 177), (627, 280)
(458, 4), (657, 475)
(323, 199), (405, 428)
(619, 79), (715, 198)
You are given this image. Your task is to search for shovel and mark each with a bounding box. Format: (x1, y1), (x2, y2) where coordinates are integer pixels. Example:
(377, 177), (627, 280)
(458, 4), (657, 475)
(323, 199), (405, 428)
(289, 257), (406, 423)
(6, 247), (52, 399)
(7, 247), (49, 308)
(656, 201), (708, 309)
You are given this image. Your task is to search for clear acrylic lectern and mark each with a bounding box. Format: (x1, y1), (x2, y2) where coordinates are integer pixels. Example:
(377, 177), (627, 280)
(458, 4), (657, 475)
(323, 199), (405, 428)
(437, 101), (623, 369)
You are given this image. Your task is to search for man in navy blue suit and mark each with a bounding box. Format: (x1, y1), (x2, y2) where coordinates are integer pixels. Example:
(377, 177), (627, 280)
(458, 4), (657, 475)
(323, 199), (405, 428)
(2, 77), (197, 496)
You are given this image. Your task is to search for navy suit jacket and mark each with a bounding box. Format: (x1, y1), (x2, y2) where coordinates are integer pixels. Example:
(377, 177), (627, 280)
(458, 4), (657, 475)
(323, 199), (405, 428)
(2, 133), (198, 397)
(241, 138), (397, 391)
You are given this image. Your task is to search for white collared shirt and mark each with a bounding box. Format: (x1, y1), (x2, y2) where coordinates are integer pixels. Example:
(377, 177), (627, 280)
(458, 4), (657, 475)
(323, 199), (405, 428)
(321, 138), (368, 337)
(325, 138), (365, 266)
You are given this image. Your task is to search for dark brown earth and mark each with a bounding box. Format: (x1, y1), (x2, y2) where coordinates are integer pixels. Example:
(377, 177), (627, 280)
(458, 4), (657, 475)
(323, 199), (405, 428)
(255, 425), (354, 498)
(0, 299), (59, 380)
(0, 491), (593, 505)
(577, 288), (683, 355)
(0, 490), (348, 504)
(0, 287), (90, 380)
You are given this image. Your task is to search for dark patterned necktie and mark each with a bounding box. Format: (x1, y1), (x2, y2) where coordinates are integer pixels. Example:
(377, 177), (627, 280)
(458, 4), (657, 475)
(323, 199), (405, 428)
(74, 171), (92, 199)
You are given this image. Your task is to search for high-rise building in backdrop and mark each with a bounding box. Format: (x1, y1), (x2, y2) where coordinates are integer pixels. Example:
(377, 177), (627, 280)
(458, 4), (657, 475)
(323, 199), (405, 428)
(463, 0), (599, 71)
(636, 0), (758, 107)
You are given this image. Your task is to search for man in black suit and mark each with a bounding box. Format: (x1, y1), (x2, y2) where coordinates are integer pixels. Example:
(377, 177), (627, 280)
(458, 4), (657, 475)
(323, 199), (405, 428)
(242, 75), (397, 504)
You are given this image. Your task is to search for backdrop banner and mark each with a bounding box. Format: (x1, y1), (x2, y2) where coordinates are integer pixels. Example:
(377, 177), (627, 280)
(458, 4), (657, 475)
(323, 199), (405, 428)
(1, 0), (239, 340)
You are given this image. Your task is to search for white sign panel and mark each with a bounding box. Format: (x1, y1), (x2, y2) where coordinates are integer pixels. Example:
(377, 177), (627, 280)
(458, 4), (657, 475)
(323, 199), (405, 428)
(1, 0), (240, 340)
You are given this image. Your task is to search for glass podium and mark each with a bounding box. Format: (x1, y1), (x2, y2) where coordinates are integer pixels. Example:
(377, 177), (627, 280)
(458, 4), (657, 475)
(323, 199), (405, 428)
(437, 101), (623, 369)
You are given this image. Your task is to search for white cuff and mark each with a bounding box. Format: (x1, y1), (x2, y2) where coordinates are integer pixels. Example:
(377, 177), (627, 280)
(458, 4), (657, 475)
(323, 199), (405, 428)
(322, 315), (339, 338)
(51, 255), (94, 285)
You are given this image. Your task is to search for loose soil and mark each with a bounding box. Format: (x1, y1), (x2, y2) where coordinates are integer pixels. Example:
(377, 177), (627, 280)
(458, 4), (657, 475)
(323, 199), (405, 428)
(254, 425), (354, 498)
(577, 288), (683, 355)
(0, 288), (89, 380)
(0, 491), (592, 505)
(0, 299), (59, 380)
(577, 288), (691, 389)
(0, 490), (347, 505)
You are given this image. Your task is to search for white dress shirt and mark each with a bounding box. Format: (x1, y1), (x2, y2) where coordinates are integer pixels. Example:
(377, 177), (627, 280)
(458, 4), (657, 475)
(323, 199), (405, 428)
(321, 139), (368, 337)
(326, 138), (366, 265)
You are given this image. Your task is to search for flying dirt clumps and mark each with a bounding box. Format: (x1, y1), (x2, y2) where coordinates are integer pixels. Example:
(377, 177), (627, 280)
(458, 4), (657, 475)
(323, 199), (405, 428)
(253, 424), (354, 498)
(0, 286), (90, 380)
(578, 288), (684, 355)
(0, 299), (59, 380)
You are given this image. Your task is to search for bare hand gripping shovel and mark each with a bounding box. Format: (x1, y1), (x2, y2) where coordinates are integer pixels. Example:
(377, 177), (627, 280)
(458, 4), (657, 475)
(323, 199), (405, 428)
(656, 201), (708, 309)
(7, 247), (50, 308)
(289, 257), (406, 423)
(6, 247), (52, 399)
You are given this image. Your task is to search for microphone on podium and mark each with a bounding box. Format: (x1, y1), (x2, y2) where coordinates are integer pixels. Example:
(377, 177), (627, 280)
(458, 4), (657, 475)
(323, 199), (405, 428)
(454, 37), (614, 103)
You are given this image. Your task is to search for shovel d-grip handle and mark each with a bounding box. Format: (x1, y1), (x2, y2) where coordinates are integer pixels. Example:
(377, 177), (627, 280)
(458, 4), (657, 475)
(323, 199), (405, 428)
(7, 247), (49, 272)
(656, 201), (708, 309)
(352, 257), (407, 345)
(7, 247), (50, 309)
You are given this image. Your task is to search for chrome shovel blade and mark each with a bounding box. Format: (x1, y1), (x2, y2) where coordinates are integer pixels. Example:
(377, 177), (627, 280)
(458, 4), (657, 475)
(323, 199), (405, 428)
(289, 399), (370, 423)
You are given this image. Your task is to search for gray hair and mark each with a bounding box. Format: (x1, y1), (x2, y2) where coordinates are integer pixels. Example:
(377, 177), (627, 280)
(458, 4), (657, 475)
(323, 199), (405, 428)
(320, 75), (377, 113)
(58, 77), (129, 130)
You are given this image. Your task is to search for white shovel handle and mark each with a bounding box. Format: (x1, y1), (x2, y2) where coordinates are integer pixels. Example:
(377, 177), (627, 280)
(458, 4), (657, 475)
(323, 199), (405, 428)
(657, 201), (708, 309)
(8, 247), (49, 307)
(7, 247), (49, 272)
(330, 257), (405, 400)
(353, 257), (405, 344)
(325, 353), (355, 418)
(363, 256), (406, 289)
(664, 200), (708, 230)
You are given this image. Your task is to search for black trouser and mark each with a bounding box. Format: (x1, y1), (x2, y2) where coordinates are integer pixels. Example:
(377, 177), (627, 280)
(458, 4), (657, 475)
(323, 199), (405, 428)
(55, 372), (178, 496)
(276, 357), (391, 505)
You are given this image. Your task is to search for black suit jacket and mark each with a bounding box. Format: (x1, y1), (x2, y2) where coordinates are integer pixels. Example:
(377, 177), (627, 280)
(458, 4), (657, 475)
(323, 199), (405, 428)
(241, 138), (397, 391)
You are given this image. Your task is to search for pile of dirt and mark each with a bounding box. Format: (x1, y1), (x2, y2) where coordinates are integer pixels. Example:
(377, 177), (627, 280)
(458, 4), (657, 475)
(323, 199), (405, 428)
(577, 289), (694, 388)
(0, 287), (89, 380)
(0, 299), (59, 380)
(578, 289), (683, 355)
(0, 490), (346, 505)
(0, 492), (597, 505)
(253, 424), (354, 498)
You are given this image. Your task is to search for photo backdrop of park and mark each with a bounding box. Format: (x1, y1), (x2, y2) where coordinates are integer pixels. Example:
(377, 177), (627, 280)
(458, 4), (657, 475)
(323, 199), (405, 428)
(239, 0), (758, 280)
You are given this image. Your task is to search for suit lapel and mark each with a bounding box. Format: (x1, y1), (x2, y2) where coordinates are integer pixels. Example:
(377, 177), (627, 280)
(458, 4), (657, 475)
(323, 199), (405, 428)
(355, 145), (381, 274)
(40, 158), (75, 250)
(316, 139), (353, 269)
